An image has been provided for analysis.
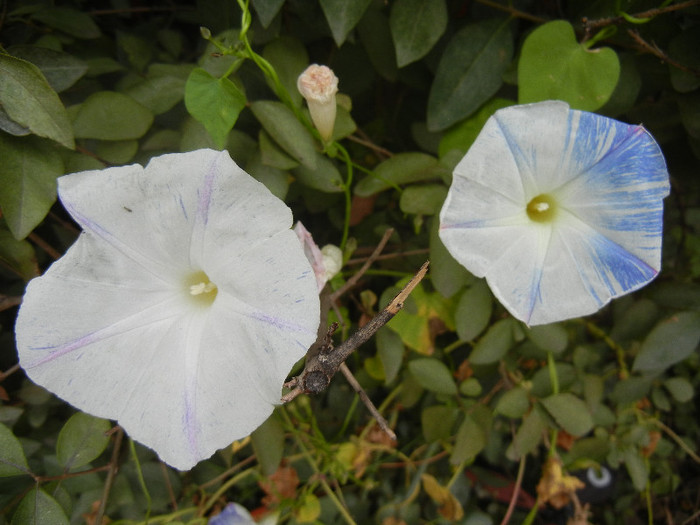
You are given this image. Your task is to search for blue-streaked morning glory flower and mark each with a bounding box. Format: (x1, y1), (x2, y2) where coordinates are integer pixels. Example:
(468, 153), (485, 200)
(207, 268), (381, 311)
(439, 101), (670, 326)
(15, 149), (320, 470)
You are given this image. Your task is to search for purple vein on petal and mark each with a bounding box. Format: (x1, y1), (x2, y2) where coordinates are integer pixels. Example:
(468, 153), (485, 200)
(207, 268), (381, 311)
(62, 201), (173, 285)
(182, 313), (204, 460)
(23, 294), (183, 369)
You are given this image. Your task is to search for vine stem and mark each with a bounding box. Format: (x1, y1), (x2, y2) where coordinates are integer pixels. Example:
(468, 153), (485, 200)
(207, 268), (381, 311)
(281, 407), (358, 525)
(499, 454), (526, 525)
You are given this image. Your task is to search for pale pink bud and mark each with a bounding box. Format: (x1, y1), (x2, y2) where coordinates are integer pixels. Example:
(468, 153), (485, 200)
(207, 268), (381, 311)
(297, 64), (339, 142)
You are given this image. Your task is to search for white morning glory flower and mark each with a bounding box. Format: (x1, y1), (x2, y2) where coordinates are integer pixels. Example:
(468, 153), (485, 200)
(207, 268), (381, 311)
(439, 101), (670, 326)
(15, 149), (320, 470)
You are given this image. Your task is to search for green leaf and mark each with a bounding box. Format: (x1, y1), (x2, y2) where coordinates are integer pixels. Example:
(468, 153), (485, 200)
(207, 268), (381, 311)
(0, 54), (74, 149)
(263, 37), (309, 107)
(358, 6), (398, 81)
(8, 45), (88, 93)
(259, 129), (299, 170)
(611, 377), (653, 404)
(376, 328), (405, 385)
(409, 358), (457, 396)
(427, 19), (513, 131)
(399, 184), (447, 215)
(390, 0), (447, 67)
(31, 7), (101, 39)
(506, 408), (545, 460)
(470, 319), (515, 365)
(664, 377), (694, 403)
(632, 311), (700, 372)
(623, 448), (649, 492)
(518, 20), (620, 111)
(293, 153), (344, 192)
(494, 387), (530, 419)
(95, 139), (138, 165)
(388, 281), (455, 354)
(451, 415), (486, 465)
(668, 28), (700, 93)
(116, 31), (153, 72)
(526, 324), (568, 355)
(0, 229), (38, 280)
(319, 0), (373, 46)
(0, 134), (63, 239)
(251, 411), (285, 476)
(354, 152), (441, 196)
(540, 393), (593, 437)
(72, 91), (154, 140)
(454, 280), (492, 342)
(184, 68), (246, 148)
(421, 406), (458, 442)
(11, 488), (69, 525)
(438, 98), (513, 158)
(124, 63), (192, 115)
(251, 0), (286, 27)
(0, 422), (30, 477)
(56, 412), (111, 470)
(250, 100), (317, 168)
(246, 151), (290, 200)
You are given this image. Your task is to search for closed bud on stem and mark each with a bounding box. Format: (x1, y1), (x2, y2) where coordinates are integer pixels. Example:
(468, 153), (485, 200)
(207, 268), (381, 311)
(297, 64), (339, 143)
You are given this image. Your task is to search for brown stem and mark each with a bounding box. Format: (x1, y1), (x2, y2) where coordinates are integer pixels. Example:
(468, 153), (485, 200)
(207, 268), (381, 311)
(331, 228), (394, 301)
(338, 362), (396, 440)
(627, 29), (700, 76)
(283, 261), (429, 400)
(583, 0), (700, 32)
(0, 363), (20, 382)
(0, 295), (21, 312)
(27, 233), (62, 260)
(95, 427), (124, 525)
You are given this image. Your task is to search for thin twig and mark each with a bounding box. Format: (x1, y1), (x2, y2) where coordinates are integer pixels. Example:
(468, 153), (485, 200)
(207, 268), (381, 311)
(338, 363), (396, 440)
(345, 248), (430, 266)
(331, 228), (394, 301)
(27, 232), (61, 260)
(346, 132), (393, 159)
(499, 455), (527, 525)
(627, 29), (700, 76)
(474, 0), (548, 23)
(283, 262), (429, 400)
(95, 427), (124, 525)
(0, 295), (21, 312)
(0, 363), (20, 382)
(583, 0), (700, 32)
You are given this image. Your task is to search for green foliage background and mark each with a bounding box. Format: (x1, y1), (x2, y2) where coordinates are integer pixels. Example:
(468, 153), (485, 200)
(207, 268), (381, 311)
(1, 0), (700, 524)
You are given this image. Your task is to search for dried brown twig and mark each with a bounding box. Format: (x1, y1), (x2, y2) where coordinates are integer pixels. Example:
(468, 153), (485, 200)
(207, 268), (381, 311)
(282, 262), (430, 412)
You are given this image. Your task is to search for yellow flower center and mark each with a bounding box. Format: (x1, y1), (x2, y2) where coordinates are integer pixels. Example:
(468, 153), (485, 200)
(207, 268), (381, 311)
(185, 270), (218, 306)
(526, 194), (557, 223)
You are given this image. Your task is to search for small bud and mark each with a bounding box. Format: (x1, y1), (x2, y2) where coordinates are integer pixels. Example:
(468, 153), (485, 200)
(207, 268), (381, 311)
(200, 26), (212, 40)
(297, 64), (339, 143)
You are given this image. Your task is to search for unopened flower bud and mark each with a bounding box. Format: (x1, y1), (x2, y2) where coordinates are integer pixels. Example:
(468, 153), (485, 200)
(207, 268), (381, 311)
(297, 64), (339, 142)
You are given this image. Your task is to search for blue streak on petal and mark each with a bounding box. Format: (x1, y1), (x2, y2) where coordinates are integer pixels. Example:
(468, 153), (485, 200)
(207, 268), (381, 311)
(570, 229), (657, 305)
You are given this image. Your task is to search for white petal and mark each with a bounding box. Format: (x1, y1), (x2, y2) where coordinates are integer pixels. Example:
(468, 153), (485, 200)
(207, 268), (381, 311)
(439, 177), (530, 277)
(17, 149), (320, 470)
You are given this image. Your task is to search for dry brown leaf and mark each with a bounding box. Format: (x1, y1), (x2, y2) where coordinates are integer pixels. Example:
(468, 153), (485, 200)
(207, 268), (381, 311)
(421, 473), (464, 521)
(259, 463), (300, 507)
(536, 458), (585, 509)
